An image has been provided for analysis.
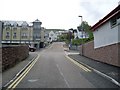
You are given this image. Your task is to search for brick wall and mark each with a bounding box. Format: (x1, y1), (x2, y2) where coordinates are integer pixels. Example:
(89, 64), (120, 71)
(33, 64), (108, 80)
(79, 41), (120, 67)
(0, 48), (2, 72)
(2, 45), (29, 71)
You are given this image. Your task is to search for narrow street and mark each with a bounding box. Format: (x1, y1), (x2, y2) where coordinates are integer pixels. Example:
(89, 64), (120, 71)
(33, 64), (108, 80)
(8, 42), (119, 88)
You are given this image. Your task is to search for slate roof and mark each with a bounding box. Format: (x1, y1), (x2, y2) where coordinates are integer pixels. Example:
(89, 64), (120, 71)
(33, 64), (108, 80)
(2, 20), (33, 27)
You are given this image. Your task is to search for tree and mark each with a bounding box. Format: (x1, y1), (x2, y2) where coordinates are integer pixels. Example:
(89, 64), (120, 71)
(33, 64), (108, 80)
(77, 21), (94, 40)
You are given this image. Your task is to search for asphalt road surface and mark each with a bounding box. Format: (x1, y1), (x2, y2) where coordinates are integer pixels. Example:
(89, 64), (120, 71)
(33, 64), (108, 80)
(13, 42), (119, 88)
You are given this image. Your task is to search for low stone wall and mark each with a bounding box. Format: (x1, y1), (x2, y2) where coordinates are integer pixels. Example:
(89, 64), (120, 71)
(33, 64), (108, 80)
(79, 41), (120, 67)
(2, 45), (29, 71)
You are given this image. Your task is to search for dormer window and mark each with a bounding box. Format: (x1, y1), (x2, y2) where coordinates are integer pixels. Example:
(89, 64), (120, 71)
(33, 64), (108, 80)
(21, 21), (28, 30)
(5, 21), (11, 26)
(13, 22), (18, 29)
(6, 26), (10, 30)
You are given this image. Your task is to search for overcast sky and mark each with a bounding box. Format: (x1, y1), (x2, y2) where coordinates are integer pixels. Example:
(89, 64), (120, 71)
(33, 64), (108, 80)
(0, 0), (119, 29)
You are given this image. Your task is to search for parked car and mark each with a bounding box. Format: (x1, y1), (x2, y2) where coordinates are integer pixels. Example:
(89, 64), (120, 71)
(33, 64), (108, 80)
(29, 45), (36, 52)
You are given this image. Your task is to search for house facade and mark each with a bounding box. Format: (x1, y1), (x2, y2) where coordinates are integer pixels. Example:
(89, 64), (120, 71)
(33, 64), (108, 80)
(85, 4), (120, 67)
(1, 19), (44, 49)
(45, 29), (66, 43)
(73, 29), (89, 39)
(91, 5), (120, 48)
(2, 21), (33, 44)
(79, 4), (120, 67)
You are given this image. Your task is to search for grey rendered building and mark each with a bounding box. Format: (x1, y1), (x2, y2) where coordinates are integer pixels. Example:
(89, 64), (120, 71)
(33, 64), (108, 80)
(32, 19), (42, 48)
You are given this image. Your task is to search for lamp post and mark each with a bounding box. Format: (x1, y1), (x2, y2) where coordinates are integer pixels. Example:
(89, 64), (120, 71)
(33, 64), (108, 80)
(78, 15), (83, 55)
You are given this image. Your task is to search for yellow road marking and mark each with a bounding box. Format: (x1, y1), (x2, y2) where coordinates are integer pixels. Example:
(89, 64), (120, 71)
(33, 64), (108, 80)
(12, 58), (38, 88)
(65, 55), (91, 72)
(7, 55), (40, 89)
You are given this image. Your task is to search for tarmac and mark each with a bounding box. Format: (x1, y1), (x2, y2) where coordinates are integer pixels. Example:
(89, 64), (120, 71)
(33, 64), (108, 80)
(1, 44), (120, 88)
(67, 49), (120, 87)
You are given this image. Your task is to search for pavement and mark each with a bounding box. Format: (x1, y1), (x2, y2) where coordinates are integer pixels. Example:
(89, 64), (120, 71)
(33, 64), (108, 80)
(66, 49), (120, 86)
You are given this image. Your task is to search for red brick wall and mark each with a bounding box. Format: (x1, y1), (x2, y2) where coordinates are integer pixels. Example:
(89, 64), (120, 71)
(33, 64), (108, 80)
(2, 45), (29, 71)
(79, 41), (120, 67)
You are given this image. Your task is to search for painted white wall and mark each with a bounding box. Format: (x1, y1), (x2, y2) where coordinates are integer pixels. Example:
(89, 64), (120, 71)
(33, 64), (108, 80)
(117, 18), (120, 42)
(94, 20), (119, 48)
(74, 30), (88, 39)
(74, 32), (78, 39)
(49, 31), (57, 41)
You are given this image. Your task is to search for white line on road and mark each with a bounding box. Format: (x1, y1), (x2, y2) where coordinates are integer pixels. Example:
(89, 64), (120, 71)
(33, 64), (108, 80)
(56, 64), (70, 88)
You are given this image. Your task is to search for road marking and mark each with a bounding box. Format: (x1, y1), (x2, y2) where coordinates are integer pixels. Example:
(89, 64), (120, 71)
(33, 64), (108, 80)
(7, 54), (40, 89)
(12, 59), (37, 88)
(65, 55), (91, 72)
(56, 64), (70, 88)
(28, 79), (38, 83)
(64, 52), (120, 87)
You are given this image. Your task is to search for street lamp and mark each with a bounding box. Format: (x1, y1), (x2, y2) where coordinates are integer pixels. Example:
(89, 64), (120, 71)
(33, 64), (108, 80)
(78, 15), (83, 56)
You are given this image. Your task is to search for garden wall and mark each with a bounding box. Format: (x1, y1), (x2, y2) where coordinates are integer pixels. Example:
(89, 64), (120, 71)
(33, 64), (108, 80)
(1, 45), (29, 72)
(79, 41), (120, 67)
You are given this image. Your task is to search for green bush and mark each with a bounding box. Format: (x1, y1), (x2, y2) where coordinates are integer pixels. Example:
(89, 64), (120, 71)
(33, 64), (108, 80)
(72, 38), (93, 45)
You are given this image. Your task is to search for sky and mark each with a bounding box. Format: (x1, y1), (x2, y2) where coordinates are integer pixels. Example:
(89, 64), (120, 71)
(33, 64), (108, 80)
(0, 0), (119, 29)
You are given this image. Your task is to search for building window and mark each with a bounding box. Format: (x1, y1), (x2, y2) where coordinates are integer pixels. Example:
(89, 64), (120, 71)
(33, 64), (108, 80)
(13, 27), (17, 30)
(34, 34), (40, 38)
(111, 18), (117, 27)
(6, 32), (10, 38)
(110, 15), (120, 27)
(6, 27), (10, 30)
(21, 33), (27, 38)
(13, 32), (17, 38)
(21, 27), (28, 30)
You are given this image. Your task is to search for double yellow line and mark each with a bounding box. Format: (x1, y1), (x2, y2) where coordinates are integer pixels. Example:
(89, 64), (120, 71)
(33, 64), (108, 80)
(7, 55), (40, 89)
(65, 55), (91, 72)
